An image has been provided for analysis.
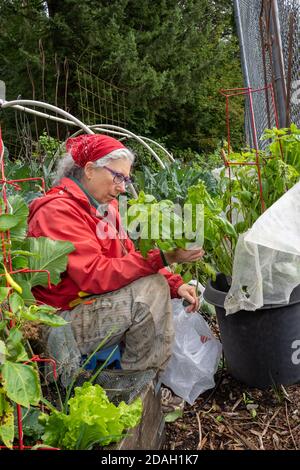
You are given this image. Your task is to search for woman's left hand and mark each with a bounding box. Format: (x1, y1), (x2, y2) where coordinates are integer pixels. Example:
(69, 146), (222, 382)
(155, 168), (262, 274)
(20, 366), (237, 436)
(177, 283), (199, 313)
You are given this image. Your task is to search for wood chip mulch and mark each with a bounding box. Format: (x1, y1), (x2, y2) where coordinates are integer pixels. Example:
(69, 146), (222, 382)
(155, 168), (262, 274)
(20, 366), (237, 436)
(164, 313), (300, 451)
(164, 371), (300, 450)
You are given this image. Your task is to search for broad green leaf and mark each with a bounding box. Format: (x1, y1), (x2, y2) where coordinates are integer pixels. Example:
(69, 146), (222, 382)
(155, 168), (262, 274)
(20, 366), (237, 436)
(200, 261), (217, 281)
(26, 237), (75, 287)
(40, 411), (69, 448)
(8, 195), (29, 222)
(216, 217), (237, 239)
(164, 409), (183, 422)
(0, 214), (19, 231)
(11, 250), (37, 256)
(14, 407), (44, 440)
(1, 361), (41, 407)
(30, 304), (57, 314)
(75, 423), (123, 450)
(8, 196), (29, 241)
(204, 218), (216, 241)
(21, 307), (67, 327)
(19, 309), (39, 322)
(234, 220), (248, 234)
(182, 271), (193, 283)
(12, 256), (29, 270)
(34, 311), (68, 327)
(139, 238), (154, 257)
(0, 391), (14, 448)
(157, 240), (175, 251)
(9, 292), (24, 314)
(13, 278), (36, 305)
(6, 327), (29, 362)
(290, 123), (299, 134)
(0, 286), (10, 302)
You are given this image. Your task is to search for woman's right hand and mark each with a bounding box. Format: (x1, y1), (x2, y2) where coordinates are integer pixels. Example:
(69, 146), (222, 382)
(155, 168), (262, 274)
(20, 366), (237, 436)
(163, 247), (205, 265)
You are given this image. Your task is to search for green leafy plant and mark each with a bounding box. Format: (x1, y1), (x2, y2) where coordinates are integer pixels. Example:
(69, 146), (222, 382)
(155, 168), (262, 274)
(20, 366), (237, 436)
(39, 382), (142, 450)
(215, 415), (224, 423)
(126, 182), (236, 288)
(262, 123), (300, 173)
(134, 160), (218, 204)
(5, 132), (62, 202)
(129, 126), (300, 285)
(164, 408), (183, 423)
(186, 182), (237, 275)
(219, 147), (299, 236)
(26, 331), (143, 450)
(126, 191), (187, 256)
(127, 182), (236, 274)
(242, 392), (258, 419)
(171, 143), (226, 172)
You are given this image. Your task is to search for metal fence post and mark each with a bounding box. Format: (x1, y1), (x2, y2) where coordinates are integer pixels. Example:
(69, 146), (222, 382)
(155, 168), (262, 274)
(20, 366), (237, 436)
(233, 0), (253, 147)
(270, 0), (287, 128)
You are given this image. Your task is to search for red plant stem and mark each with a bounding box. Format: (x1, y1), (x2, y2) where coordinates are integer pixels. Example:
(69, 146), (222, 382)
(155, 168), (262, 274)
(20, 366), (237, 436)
(16, 405), (24, 450)
(25, 355), (58, 381)
(226, 95), (230, 156)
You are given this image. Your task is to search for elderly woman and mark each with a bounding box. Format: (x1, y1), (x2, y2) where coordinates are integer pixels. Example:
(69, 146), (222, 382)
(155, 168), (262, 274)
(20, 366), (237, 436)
(28, 134), (204, 390)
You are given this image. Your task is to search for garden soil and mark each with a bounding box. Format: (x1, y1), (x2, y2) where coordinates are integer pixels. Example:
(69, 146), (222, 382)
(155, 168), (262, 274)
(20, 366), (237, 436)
(164, 315), (300, 451)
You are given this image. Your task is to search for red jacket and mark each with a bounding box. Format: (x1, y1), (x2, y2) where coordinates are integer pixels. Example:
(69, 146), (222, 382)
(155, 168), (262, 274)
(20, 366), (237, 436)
(28, 177), (184, 310)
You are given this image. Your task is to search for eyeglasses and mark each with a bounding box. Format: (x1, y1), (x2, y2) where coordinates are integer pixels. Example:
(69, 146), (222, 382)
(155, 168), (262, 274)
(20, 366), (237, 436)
(102, 166), (133, 185)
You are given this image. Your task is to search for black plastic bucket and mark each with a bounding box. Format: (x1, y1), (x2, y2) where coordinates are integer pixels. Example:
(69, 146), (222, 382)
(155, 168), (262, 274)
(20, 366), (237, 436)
(204, 273), (300, 388)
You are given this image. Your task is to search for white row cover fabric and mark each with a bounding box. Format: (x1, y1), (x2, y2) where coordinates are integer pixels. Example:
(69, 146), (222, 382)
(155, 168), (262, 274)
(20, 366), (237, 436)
(224, 181), (300, 314)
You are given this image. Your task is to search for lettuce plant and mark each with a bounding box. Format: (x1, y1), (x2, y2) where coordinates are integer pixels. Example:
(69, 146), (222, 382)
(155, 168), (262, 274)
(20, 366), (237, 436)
(40, 382), (142, 450)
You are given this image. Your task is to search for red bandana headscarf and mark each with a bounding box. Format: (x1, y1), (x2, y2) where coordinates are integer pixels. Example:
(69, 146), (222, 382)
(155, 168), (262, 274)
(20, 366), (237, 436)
(66, 134), (126, 167)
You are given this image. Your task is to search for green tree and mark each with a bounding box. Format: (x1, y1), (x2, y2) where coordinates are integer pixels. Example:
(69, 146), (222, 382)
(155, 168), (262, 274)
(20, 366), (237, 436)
(0, 0), (243, 154)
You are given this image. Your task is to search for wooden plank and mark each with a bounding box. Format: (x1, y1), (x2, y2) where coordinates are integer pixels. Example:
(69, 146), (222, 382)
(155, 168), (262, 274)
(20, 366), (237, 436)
(114, 381), (165, 450)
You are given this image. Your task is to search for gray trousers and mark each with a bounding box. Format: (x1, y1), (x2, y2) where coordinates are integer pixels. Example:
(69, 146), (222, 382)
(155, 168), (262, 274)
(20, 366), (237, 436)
(42, 274), (175, 386)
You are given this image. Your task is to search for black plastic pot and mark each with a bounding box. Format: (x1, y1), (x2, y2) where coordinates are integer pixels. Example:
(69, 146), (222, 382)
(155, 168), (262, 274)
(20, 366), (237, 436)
(204, 273), (300, 388)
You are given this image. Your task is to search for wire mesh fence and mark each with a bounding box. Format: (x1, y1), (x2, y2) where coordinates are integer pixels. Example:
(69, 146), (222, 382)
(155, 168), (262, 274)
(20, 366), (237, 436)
(76, 62), (128, 129)
(233, 0), (300, 149)
(1, 53), (129, 161)
(234, 0), (274, 149)
(277, 0), (300, 127)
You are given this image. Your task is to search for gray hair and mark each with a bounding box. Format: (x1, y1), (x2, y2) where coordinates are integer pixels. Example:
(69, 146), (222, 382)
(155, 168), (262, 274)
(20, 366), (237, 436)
(52, 148), (135, 186)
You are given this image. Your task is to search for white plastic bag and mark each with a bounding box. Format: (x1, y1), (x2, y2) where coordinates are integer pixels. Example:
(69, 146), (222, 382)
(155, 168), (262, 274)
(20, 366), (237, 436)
(160, 299), (222, 405)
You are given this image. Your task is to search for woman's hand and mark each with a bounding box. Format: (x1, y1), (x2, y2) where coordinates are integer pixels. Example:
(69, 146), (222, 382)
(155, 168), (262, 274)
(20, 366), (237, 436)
(177, 283), (199, 313)
(163, 248), (205, 265)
